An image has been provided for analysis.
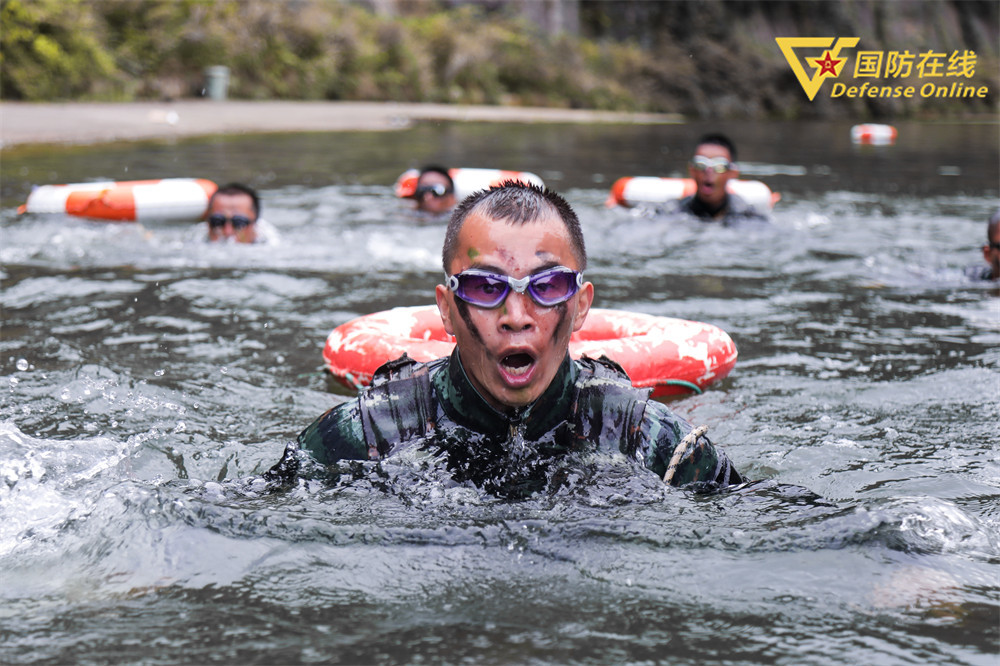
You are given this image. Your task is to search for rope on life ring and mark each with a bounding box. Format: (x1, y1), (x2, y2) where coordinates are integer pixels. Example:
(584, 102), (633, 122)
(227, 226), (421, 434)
(663, 424), (709, 485)
(662, 379), (703, 395)
(342, 371), (366, 391)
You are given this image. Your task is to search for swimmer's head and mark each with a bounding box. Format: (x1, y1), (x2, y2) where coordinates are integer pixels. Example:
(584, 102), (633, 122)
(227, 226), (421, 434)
(435, 181), (593, 412)
(413, 165), (456, 215)
(689, 133), (739, 212)
(442, 180), (587, 273)
(207, 183), (259, 244)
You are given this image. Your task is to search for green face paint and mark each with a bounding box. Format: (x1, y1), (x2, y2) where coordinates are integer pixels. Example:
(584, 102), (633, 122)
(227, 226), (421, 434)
(467, 248), (480, 261)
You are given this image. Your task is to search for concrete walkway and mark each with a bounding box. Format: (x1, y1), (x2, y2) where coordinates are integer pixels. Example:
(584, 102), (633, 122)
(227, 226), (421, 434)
(0, 100), (682, 148)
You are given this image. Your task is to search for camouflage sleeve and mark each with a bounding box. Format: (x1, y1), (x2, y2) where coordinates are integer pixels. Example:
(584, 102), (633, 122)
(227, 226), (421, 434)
(642, 401), (744, 489)
(296, 400), (368, 464)
(264, 400), (368, 483)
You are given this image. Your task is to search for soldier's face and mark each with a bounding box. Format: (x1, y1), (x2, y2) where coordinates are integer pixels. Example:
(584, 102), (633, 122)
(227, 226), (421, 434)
(436, 211), (593, 412)
(689, 143), (737, 210)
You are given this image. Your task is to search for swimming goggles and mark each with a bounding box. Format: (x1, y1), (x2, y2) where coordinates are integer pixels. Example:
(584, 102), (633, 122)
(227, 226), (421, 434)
(208, 213), (253, 230)
(690, 156), (735, 174)
(446, 266), (583, 308)
(415, 183), (452, 198)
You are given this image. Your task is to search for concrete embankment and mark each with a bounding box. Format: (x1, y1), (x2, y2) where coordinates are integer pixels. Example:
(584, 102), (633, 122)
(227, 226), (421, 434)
(0, 101), (682, 148)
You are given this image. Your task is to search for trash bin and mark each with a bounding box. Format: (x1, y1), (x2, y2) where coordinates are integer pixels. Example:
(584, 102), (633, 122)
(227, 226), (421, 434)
(204, 66), (230, 101)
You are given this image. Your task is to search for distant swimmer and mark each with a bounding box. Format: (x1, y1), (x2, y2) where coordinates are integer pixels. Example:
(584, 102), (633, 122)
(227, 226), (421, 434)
(268, 181), (744, 497)
(204, 182), (276, 244)
(409, 165), (457, 215)
(661, 133), (770, 226)
(965, 209), (1000, 281)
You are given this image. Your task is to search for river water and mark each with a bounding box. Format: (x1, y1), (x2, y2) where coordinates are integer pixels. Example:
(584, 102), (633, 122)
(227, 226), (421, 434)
(1, 119), (998, 664)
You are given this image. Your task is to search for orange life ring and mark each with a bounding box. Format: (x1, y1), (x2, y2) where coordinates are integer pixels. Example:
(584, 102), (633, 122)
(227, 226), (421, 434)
(323, 305), (737, 398)
(395, 168), (545, 202)
(850, 124), (897, 145)
(17, 178), (218, 222)
(607, 177), (780, 211)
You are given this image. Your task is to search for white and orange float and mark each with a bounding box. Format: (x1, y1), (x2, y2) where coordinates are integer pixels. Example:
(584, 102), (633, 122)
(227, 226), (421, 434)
(394, 168), (544, 202)
(850, 124), (897, 145)
(323, 305), (738, 398)
(17, 178), (218, 222)
(606, 177), (780, 211)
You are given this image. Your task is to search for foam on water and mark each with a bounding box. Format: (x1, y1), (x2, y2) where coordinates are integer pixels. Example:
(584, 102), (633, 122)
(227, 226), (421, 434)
(1, 122), (997, 663)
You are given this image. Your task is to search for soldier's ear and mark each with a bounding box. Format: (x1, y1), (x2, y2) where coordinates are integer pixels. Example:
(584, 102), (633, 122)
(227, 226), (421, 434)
(572, 281), (594, 333)
(436, 284), (456, 335)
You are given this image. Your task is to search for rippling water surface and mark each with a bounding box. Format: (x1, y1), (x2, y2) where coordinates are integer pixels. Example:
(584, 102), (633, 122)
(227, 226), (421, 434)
(1, 119), (998, 664)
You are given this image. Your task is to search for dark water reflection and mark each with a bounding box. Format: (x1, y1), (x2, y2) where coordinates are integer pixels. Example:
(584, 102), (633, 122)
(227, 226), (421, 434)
(1, 120), (998, 664)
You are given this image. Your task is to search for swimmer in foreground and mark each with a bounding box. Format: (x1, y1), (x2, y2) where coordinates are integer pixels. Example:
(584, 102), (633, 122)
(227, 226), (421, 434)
(965, 209), (1000, 281)
(268, 181), (744, 496)
(205, 182), (261, 243)
(662, 133), (770, 226)
(410, 165), (457, 214)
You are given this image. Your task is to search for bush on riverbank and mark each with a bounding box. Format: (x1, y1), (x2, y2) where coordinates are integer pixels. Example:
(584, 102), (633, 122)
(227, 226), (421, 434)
(0, 0), (642, 109)
(1, 0), (997, 119)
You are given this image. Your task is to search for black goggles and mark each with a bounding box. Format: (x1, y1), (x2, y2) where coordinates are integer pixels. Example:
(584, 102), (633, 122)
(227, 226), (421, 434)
(414, 183), (452, 199)
(989, 242), (1000, 251)
(208, 213), (253, 230)
(446, 266), (583, 309)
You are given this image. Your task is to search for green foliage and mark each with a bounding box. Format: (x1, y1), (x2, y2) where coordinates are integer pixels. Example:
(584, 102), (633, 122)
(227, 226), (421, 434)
(1, 0), (123, 100)
(0, 0), (643, 107)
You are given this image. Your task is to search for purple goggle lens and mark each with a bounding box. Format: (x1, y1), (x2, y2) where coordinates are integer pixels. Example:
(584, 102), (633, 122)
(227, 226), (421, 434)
(446, 266), (583, 308)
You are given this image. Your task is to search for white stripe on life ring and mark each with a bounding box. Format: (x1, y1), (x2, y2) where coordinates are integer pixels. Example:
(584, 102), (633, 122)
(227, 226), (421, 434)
(18, 178), (218, 222)
(850, 124), (897, 145)
(607, 176), (779, 212)
(394, 168), (545, 202)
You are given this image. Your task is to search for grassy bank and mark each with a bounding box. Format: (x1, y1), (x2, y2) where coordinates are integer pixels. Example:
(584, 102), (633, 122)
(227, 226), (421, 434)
(2, 0), (997, 120)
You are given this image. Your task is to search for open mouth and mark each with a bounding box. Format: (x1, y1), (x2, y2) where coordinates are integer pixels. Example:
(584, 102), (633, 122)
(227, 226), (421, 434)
(500, 352), (535, 377)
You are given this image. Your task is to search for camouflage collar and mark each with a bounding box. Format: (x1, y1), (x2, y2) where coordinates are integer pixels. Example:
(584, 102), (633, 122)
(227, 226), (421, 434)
(432, 349), (578, 441)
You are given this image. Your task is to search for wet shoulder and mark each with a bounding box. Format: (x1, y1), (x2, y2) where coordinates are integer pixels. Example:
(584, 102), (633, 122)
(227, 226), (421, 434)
(964, 264), (995, 281)
(723, 193), (773, 227)
(297, 400), (367, 464)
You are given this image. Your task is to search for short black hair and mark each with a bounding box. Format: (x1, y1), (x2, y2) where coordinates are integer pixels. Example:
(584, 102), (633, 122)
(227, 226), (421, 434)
(211, 182), (260, 218)
(419, 165), (454, 189)
(442, 181), (587, 273)
(695, 133), (737, 162)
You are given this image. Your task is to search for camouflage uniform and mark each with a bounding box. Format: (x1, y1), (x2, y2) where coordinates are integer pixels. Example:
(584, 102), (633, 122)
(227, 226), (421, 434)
(666, 191), (771, 227)
(269, 352), (743, 496)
